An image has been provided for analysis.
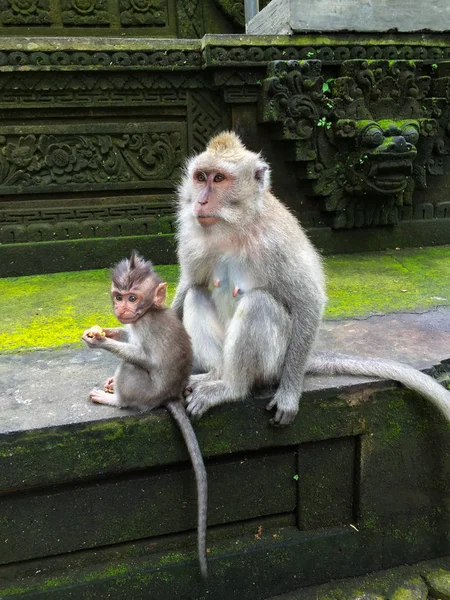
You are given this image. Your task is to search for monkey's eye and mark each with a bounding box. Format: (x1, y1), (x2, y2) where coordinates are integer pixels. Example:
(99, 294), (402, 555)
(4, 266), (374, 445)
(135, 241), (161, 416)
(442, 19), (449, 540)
(115, 294), (123, 301)
(196, 172), (206, 182)
(214, 173), (225, 182)
(128, 295), (138, 303)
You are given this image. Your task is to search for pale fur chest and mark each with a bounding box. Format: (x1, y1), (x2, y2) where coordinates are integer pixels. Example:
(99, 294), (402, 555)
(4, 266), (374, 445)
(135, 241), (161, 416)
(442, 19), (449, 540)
(125, 324), (141, 347)
(211, 255), (255, 325)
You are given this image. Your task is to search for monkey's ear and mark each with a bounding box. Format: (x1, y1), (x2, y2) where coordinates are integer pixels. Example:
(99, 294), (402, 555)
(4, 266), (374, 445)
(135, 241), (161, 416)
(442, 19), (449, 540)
(153, 282), (168, 307)
(254, 160), (269, 190)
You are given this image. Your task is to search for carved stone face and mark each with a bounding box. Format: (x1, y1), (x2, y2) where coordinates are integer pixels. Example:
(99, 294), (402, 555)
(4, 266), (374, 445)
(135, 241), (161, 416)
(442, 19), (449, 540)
(348, 120), (419, 195)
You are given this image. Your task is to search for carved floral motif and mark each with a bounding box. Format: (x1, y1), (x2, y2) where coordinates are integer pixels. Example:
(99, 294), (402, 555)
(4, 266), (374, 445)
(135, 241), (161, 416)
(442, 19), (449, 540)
(119, 0), (166, 26)
(0, 130), (182, 192)
(61, 0), (109, 25)
(1, 0), (51, 24)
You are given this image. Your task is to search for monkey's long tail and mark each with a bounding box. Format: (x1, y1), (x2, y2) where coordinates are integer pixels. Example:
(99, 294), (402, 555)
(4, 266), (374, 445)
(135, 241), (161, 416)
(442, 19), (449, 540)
(166, 400), (208, 579)
(307, 351), (450, 421)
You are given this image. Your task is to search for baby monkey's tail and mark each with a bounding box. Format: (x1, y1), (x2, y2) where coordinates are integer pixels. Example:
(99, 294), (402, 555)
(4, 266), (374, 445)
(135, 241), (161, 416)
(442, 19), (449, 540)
(166, 400), (208, 579)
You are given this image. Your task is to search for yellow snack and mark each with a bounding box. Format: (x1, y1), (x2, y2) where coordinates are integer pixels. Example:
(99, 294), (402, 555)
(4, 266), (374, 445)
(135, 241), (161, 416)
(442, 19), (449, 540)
(87, 325), (105, 338)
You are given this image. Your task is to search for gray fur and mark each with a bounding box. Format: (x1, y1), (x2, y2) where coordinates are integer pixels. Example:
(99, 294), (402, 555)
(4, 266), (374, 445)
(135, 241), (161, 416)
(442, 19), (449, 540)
(174, 131), (450, 425)
(308, 352), (450, 421)
(83, 267), (208, 578)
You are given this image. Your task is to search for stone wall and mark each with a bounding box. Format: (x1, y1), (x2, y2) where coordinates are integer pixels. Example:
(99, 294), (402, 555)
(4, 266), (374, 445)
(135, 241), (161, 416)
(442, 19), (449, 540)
(1, 34), (450, 275)
(1, 346), (449, 598)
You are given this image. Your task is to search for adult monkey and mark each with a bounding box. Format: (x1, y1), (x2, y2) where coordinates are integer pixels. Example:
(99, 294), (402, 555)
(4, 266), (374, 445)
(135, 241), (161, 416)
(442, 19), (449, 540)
(173, 131), (450, 426)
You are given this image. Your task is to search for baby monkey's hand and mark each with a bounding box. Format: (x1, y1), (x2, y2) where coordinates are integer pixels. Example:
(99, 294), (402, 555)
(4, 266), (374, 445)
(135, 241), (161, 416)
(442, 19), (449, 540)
(82, 325), (106, 347)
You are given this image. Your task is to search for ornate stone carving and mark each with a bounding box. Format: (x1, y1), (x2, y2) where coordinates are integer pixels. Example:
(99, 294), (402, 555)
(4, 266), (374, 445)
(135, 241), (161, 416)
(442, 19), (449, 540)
(215, 69), (261, 103)
(1, 0), (51, 25)
(119, 0), (166, 26)
(213, 0), (245, 27)
(0, 200), (175, 243)
(212, 0), (270, 28)
(189, 90), (227, 154)
(0, 71), (208, 107)
(176, 0), (204, 38)
(61, 0), (109, 26)
(0, 125), (185, 194)
(0, 49), (202, 69)
(261, 59), (449, 228)
(204, 44), (450, 67)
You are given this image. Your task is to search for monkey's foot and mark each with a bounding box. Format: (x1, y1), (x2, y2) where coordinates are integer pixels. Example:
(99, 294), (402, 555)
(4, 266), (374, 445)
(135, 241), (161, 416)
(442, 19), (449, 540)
(90, 389), (121, 407)
(184, 380), (230, 420)
(104, 377), (115, 393)
(266, 395), (298, 427)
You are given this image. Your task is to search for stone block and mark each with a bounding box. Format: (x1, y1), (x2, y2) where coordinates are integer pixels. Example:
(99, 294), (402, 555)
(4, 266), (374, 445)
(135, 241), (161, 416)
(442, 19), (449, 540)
(247, 0), (450, 34)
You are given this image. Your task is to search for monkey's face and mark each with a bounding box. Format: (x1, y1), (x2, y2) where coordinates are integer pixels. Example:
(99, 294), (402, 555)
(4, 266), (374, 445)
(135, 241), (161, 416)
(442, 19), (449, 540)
(190, 168), (234, 228)
(183, 160), (268, 230)
(111, 288), (151, 324)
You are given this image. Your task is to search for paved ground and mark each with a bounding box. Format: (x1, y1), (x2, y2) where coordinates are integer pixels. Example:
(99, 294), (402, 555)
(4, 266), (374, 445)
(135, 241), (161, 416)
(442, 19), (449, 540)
(1, 307), (449, 434)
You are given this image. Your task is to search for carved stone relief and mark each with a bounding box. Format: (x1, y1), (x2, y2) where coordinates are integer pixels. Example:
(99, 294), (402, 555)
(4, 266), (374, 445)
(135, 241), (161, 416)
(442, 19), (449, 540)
(0, 124), (185, 194)
(119, 0), (166, 26)
(261, 59), (450, 228)
(1, 0), (51, 25)
(0, 201), (175, 243)
(61, 0), (110, 25)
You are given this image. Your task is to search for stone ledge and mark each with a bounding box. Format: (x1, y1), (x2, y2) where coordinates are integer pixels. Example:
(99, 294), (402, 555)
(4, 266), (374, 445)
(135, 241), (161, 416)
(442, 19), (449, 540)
(2, 307), (449, 436)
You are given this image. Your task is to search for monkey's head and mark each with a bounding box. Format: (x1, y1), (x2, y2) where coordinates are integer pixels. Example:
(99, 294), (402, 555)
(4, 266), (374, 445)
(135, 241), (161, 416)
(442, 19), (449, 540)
(110, 251), (167, 324)
(178, 131), (270, 230)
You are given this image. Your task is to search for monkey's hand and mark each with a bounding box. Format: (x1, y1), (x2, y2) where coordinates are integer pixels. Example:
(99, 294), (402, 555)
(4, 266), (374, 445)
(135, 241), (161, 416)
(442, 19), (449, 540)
(102, 327), (126, 340)
(266, 394), (298, 427)
(104, 377), (115, 393)
(82, 328), (108, 348)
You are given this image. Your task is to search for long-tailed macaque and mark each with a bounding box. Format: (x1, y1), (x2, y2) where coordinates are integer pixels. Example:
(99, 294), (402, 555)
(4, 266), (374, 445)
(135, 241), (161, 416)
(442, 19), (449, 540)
(172, 131), (450, 426)
(82, 252), (208, 578)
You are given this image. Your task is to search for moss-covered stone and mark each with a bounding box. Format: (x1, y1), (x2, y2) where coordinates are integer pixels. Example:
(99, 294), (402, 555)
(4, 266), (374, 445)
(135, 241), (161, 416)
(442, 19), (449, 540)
(426, 569), (450, 599)
(391, 577), (428, 600)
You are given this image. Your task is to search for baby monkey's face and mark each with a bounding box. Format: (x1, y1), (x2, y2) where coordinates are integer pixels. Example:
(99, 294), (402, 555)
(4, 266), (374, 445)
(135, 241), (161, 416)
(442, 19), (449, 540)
(111, 288), (147, 324)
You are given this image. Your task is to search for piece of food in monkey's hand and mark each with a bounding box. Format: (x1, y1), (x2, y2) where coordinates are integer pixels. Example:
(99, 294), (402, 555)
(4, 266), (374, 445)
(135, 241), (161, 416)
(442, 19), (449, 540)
(87, 325), (105, 338)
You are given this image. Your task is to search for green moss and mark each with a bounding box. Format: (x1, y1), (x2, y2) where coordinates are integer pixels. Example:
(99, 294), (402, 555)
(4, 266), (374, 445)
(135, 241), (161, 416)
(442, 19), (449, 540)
(325, 245), (450, 319)
(0, 266), (179, 352)
(2, 246), (450, 352)
(157, 551), (186, 565)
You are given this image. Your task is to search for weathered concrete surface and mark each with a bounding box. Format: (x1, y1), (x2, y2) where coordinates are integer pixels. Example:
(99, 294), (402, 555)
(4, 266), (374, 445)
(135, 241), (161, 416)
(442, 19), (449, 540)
(1, 307), (449, 434)
(247, 0), (450, 34)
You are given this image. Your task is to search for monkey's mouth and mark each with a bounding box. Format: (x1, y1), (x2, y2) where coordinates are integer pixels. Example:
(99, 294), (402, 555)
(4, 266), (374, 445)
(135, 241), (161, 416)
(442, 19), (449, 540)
(197, 216), (221, 227)
(117, 316), (137, 324)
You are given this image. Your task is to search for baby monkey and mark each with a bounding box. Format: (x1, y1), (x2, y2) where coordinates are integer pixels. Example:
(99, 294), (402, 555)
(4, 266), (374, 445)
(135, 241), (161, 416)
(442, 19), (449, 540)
(82, 251), (208, 579)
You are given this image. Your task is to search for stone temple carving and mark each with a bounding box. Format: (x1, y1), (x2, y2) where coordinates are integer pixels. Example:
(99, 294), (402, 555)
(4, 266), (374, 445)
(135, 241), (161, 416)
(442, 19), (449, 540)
(262, 59), (447, 228)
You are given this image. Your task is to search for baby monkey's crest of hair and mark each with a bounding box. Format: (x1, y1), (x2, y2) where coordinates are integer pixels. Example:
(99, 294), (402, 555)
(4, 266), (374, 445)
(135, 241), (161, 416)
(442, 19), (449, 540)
(111, 250), (157, 290)
(207, 131), (245, 155)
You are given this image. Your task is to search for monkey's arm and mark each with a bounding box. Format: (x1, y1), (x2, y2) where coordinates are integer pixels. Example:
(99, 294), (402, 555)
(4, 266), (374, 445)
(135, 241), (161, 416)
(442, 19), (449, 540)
(103, 327), (128, 341)
(266, 304), (322, 426)
(82, 334), (151, 371)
